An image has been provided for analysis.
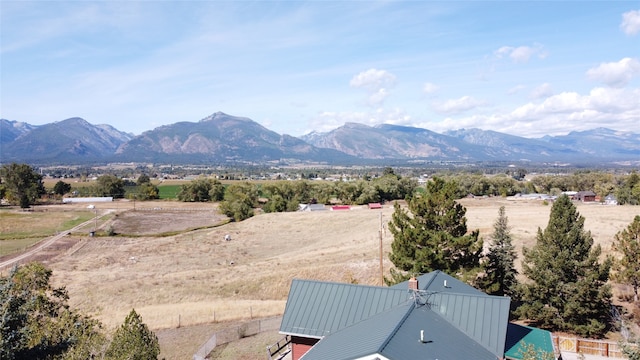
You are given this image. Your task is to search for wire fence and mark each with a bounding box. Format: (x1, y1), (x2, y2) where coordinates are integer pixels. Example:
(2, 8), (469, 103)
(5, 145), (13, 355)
(192, 316), (282, 360)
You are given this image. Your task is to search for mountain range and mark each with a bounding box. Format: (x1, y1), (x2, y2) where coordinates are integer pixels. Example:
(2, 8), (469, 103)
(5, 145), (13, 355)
(1, 112), (639, 166)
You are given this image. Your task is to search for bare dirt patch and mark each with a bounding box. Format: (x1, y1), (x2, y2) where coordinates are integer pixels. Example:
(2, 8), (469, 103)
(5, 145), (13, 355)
(29, 198), (640, 359)
(110, 209), (227, 236)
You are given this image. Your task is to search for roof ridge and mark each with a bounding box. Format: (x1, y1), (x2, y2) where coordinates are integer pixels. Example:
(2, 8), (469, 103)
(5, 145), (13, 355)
(376, 302), (416, 353)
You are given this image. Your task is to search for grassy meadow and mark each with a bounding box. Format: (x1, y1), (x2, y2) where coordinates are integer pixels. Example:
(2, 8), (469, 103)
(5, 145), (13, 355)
(0, 210), (95, 256)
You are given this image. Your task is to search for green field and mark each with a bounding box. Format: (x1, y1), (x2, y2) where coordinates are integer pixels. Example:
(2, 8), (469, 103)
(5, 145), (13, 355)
(158, 184), (181, 199)
(0, 210), (94, 256)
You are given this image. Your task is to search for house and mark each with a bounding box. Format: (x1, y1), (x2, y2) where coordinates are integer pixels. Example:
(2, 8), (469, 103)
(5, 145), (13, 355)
(279, 271), (555, 360)
(604, 194), (618, 206)
(574, 191), (597, 202)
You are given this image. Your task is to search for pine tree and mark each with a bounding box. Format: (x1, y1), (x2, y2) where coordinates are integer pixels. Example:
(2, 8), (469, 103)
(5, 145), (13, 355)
(477, 206), (518, 298)
(517, 195), (612, 338)
(106, 309), (159, 360)
(612, 215), (640, 302)
(387, 177), (483, 284)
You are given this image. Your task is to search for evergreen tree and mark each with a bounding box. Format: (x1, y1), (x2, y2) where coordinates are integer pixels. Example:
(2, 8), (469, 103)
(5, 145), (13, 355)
(612, 215), (640, 302)
(52, 180), (72, 196)
(106, 309), (159, 360)
(517, 195), (612, 337)
(477, 206), (518, 298)
(0, 263), (105, 359)
(387, 177), (483, 284)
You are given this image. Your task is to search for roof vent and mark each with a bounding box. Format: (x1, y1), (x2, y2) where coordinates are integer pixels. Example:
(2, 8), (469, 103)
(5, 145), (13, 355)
(420, 329), (426, 343)
(443, 280), (449, 288)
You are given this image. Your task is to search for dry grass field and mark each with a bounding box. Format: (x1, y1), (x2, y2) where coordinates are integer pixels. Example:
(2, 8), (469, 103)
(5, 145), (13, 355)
(2, 197), (639, 359)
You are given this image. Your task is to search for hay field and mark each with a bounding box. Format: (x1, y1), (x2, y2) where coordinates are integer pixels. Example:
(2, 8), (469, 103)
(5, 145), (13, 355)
(29, 197), (639, 358)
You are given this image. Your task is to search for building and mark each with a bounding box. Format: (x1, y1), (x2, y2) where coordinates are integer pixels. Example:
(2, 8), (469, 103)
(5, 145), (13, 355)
(279, 271), (555, 360)
(574, 191), (597, 202)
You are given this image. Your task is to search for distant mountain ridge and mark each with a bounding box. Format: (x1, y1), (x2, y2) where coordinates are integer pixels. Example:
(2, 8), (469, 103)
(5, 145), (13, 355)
(1, 113), (638, 166)
(1, 117), (133, 164)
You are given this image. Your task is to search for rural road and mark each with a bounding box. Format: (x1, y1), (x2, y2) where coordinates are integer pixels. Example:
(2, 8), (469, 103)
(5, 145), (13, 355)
(0, 209), (113, 271)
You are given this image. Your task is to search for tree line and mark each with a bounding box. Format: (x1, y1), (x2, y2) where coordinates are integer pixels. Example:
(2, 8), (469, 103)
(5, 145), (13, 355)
(3, 163), (639, 210)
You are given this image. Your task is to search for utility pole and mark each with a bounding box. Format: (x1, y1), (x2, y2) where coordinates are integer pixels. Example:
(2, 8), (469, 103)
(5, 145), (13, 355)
(379, 211), (384, 286)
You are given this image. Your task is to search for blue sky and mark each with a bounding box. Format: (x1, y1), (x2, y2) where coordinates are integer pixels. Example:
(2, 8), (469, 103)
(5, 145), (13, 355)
(1, 1), (639, 138)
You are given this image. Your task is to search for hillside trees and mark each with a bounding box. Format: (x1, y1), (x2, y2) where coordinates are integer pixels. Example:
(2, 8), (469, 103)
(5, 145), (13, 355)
(476, 206), (518, 298)
(0, 262), (106, 359)
(1, 262), (160, 359)
(517, 194), (612, 337)
(387, 177), (483, 284)
(105, 309), (160, 360)
(612, 215), (640, 302)
(617, 171), (640, 205)
(0, 163), (46, 208)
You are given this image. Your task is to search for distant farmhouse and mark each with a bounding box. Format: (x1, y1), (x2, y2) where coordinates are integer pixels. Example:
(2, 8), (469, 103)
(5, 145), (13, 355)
(277, 271), (555, 360)
(573, 191), (597, 202)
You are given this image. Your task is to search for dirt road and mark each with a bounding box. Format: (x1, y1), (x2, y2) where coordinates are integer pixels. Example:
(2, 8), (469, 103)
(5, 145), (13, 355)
(0, 210), (113, 271)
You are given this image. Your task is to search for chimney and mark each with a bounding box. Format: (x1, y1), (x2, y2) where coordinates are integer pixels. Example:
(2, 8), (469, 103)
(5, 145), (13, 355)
(409, 277), (419, 290)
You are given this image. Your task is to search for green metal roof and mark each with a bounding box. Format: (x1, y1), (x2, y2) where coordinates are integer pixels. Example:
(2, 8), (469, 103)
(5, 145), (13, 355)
(301, 303), (500, 360)
(279, 279), (410, 338)
(280, 271), (558, 360)
(504, 323), (555, 359)
(391, 270), (485, 295)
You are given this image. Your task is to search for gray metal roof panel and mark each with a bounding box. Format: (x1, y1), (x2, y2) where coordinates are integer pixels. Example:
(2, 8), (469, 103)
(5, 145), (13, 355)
(299, 303), (414, 360)
(427, 291), (510, 358)
(381, 305), (499, 360)
(301, 303), (499, 360)
(280, 279), (409, 337)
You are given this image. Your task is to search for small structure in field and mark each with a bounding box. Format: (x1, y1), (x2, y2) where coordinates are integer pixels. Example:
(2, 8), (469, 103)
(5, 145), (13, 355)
(63, 197), (113, 203)
(330, 205), (350, 211)
(368, 203), (382, 209)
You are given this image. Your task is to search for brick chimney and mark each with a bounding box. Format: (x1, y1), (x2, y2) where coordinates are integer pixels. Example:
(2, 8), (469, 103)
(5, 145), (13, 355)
(408, 277), (419, 290)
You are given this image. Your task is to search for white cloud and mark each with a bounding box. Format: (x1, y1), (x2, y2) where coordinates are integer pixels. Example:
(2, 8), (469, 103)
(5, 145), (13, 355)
(529, 83), (554, 99)
(494, 43), (546, 63)
(350, 68), (396, 90)
(621, 9), (640, 35)
(432, 96), (486, 114)
(423, 82), (439, 94)
(350, 68), (397, 106)
(416, 87), (639, 138)
(586, 57), (640, 88)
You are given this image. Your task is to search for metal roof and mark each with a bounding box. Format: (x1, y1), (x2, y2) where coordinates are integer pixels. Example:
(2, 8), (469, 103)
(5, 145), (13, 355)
(281, 272), (512, 359)
(280, 279), (410, 338)
(300, 303), (499, 360)
(391, 270), (485, 295)
(504, 323), (554, 359)
(426, 291), (510, 358)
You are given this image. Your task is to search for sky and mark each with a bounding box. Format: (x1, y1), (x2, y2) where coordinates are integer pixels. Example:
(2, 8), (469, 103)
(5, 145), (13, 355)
(1, 1), (639, 138)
